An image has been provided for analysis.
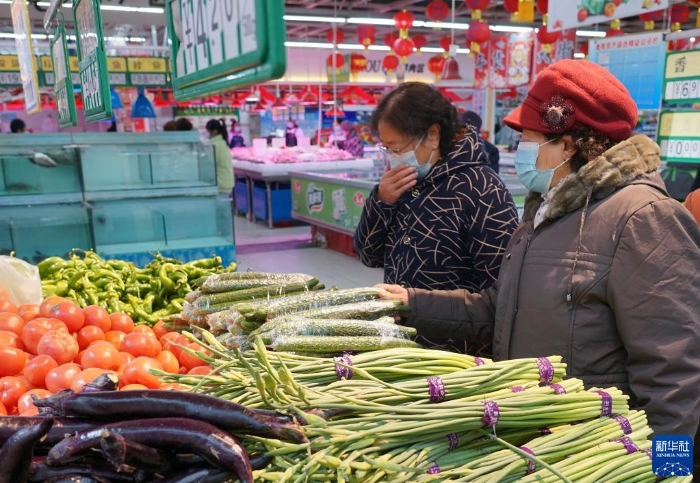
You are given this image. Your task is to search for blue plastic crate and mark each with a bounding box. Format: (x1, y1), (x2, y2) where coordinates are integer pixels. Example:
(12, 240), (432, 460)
(234, 178), (249, 216)
(252, 183), (294, 224)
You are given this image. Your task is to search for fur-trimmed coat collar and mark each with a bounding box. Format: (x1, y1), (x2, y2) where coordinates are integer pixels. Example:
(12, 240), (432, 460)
(522, 135), (663, 223)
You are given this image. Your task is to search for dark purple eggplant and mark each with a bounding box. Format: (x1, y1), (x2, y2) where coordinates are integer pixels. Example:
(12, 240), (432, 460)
(99, 429), (176, 472)
(0, 415), (54, 483)
(0, 416), (98, 447)
(43, 477), (111, 483)
(29, 462), (137, 482)
(82, 372), (120, 393)
(145, 465), (236, 483)
(39, 390), (306, 443)
(45, 418), (253, 483)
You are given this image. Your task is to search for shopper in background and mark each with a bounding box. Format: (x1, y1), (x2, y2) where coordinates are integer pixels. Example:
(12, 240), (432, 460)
(354, 82), (519, 354)
(229, 124), (245, 148)
(163, 120), (176, 131)
(205, 119), (234, 195)
(684, 188), (700, 225)
(106, 121), (117, 132)
(376, 61), (700, 456)
(340, 121), (363, 158)
(10, 119), (26, 133)
(460, 111), (500, 174)
(285, 120), (303, 147)
(175, 118), (194, 131)
(328, 118), (346, 148)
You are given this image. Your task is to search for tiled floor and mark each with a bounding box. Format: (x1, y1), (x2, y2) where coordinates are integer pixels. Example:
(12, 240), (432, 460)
(233, 217), (384, 289)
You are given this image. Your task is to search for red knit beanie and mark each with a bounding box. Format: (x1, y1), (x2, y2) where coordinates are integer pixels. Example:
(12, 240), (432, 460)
(504, 60), (638, 141)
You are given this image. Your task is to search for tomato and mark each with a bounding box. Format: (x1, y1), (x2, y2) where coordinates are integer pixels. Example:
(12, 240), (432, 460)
(39, 296), (67, 318)
(71, 368), (117, 393)
(161, 333), (187, 358)
(109, 313), (134, 334)
(159, 383), (183, 391)
(81, 342), (120, 371)
(77, 326), (105, 350)
(104, 331), (126, 350)
(121, 357), (163, 389)
(133, 325), (156, 338)
(18, 305), (40, 323)
(0, 401), (6, 415)
(17, 388), (51, 414)
(45, 363), (81, 393)
(152, 321), (169, 340)
(0, 376), (29, 409)
(178, 343), (210, 371)
(19, 407), (39, 417)
(0, 330), (25, 351)
(49, 302), (85, 333)
(22, 319), (67, 355)
(37, 330), (79, 365)
(156, 351), (179, 374)
(120, 383), (149, 391)
(83, 305), (111, 333)
(0, 347), (27, 377)
(23, 355), (58, 388)
(121, 333), (158, 358)
(187, 365), (214, 376)
(0, 313), (25, 337)
(119, 351), (135, 366)
(0, 300), (18, 314)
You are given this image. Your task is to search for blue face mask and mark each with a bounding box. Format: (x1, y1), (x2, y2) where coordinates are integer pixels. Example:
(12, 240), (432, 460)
(514, 139), (569, 194)
(385, 133), (434, 181)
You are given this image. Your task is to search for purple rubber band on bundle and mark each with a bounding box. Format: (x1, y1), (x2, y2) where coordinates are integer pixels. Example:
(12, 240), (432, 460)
(511, 385), (525, 393)
(539, 427), (552, 435)
(482, 401), (500, 428)
(642, 449), (652, 459)
(537, 357), (555, 384)
(595, 390), (613, 417)
(427, 376), (446, 403)
(614, 437), (639, 455)
(427, 464), (441, 475)
(549, 383), (566, 395)
(333, 354), (354, 380)
(519, 446), (537, 475)
(611, 414), (632, 434)
(474, 357), (485, 366)
(447, 432), (459, 451)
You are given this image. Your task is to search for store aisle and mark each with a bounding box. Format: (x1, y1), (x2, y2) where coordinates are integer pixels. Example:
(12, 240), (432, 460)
(234, 218), (384, 288)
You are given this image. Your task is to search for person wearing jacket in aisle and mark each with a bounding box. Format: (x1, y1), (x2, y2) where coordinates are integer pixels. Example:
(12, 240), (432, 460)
(354, 82), (519, 354)
(376, 61), (700, 464)
(205, 119), (234, 195)
(340, 121), (364, 158)
(285, 120), (303, 147)
(460, 110), (500, 174)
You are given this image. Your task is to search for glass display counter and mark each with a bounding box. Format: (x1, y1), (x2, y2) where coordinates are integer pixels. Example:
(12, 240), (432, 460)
(0, 133), (234, 266)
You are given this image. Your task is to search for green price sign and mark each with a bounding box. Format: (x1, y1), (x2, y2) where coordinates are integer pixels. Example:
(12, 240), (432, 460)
(51, 25), (77, 128)
(166, 0), (286, 100)
(11, 0), (41, 114)
(73, 0), (112, 122)
(657, 111), (700, 164)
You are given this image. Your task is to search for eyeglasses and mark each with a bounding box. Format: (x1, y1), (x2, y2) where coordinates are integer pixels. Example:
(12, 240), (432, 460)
(378, 134), (425, 156)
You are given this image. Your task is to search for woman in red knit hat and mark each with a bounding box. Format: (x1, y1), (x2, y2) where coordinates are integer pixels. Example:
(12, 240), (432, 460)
(377, 59), (700, 465)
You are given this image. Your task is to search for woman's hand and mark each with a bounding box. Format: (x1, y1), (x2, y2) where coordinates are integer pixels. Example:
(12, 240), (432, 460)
(377, 165), (417, 205)
(375, 284), (409, 306)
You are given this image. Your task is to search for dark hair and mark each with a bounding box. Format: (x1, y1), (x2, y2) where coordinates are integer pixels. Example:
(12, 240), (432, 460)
(459, 111), (482, 131)
(175, 118), (193, 131)
(371, 82), (459, 157)
(163, 120), (176, 131)
(546, 127), (615, 172)
(10, 119), (25, 133)
(206, 118), (227, 138)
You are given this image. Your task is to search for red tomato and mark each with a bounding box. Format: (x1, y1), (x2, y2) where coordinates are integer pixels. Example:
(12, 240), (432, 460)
(0, 347), (27, 377)
(109, 313), (134, 334)
(119, 352), (135, 366)
(104, 331), (126, 350)
(22, 319), (67, 355)
(187, 365), (214, 376)
(0, 401), (6, 415)
(178, 343), (210, 371)
(161, 333), (187, 358)
(157, 351), (179, 374)
(71, 368), (117, 393)
(0, 300), (18, 314)
(17, 388), (52, 414)
(45, 363), (82, 393)
(39, 296), (67, 318)
(19, 407), (39, 417)
(133, 325), (156, 338)
(120, 383), (149, 391)
(81, 342), (120, 371)
(49, 302), (85, 333)
(77, 326), (105, 350)
(121, 333), (158, 358)
(159, 383), (183, 391)
(17, 304), (40, 322)
(37, 330), (79, 365)
(82, 305), (111, 333)
(23, 355), (58, 388)
(121, 357), (163, 389)
(152, 321), (169, 340)
(0, 330), (25, 351)
(0, 313), (25, 337)
(0, 376), (29, 409)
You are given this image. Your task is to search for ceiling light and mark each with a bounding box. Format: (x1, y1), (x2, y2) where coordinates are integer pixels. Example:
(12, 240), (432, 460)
(576, 30), (606, 37)
(574, 53), (586, 58)
(416, 21), (469, 29)
(285, 41), (333, 49)
(36, 1), (163, 13)
(346, 18), (395, 26)
(368, 45), (391, 51)
(456, 48), (470, 54)
(491, 25), (534, 32)
(284, 15), (345, 23)
(420, 47), (445, 53)
(338, 43), (365, 50)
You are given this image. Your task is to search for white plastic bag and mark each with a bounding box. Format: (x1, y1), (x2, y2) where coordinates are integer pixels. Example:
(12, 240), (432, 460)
(0, 256), (43, 306)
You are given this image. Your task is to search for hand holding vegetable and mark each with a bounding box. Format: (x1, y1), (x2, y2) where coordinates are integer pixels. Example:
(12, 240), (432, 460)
(375, 284), (409, 306)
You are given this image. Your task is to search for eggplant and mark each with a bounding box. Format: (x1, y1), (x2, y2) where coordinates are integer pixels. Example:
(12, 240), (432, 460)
(30, 462), (137, 482)
(0, 416), (98, 447)
(145, 465), (239, 483)
(0, 415), (54, 483)
(99, 429), (176, 472)
(43, 477), (111, 483)
(45, 418), (253, 483)
(38, 390), (306, 443)
(82, 373), (120, 393)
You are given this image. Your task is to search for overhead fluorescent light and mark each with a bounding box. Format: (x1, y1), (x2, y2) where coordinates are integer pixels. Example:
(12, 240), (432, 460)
(368, 45), (391, 51)
(420, 47), (445, 53)
(338, 43), (365, 50)
(284, 15), (345, 23)
(347, 18), (395, 26)
(417, 21), (469, 29)
(576, 30), (606, 37)
(491, 25), (534, 33)
(284, 41), (334, 49)
(0, 33), (17, 39)
(456, 48), (471, 54)
(35, 1), (163, 13)
(574, 53), (586, 58)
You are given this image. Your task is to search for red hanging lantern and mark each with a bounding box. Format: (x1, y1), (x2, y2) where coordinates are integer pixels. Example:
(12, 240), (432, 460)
(393, 10), (415, 38)
(670, 4), (690, 31)
(384, 32), (399, 52)
(503, 0), (519, 22)
(326, 52), (345, 73)
(579, 42), (589, 58)
(412, 34), (428, 54)
(426, 0), (450, 25)
(669, 38), (691, 52)
(605, 19), (624, 37)
(536, 0), (550, 25)
(439, 35), (452, 57)
(688, 0), (700, 28)
(326, 29), (344, 45)
(356, 25), (376, 49)
(465, 0), (490, 20)
(393, 37), (415, 62)
(536, 25), (561, 52)
(639, 10), (664, 31)
(382, 54), (400, 73)
(349, 53), (367, 81)
(467, 20), (491, 53)
(427, 54), (446, 81)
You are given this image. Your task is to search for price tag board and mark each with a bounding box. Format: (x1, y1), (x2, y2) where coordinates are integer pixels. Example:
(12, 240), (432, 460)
(166, 0), (285, 100)
(663, 50), (700, 104)
(50, 25), (77, 128)
(127, 57), (169, 87)
(658, 111), (700, 163)
(73, 0), (112, 122)
(11, 0), (41, 114)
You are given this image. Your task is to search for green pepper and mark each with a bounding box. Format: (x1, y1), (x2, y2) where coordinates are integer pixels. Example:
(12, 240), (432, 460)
(170, 299), (184, 312)
(85, 289), (99, 306)
(55, 280), (69, 297)
(107, 259), (131, 271)
(67, 270), (87, 289)
(38, 257), (67, 278)
(42, 284), (57, 297)
(158, 264), (176, 293)
(186, 256), (222, 270)
(142, 293), (156, 314)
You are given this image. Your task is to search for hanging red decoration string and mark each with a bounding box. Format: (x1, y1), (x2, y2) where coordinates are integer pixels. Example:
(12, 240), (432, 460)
(412, 34), (428, 55)
(393, 10), (415, 38)
(689, 0), (700, 28)
(439, 35), (452, 58)
(536, 0), (549, 24)
(426, 0), (450, 27)
(465, 0), (489, 20)
(537, 25), (561, 52)
(356, 25), (376, 49)
(503, 0), (519, 22)
(325, 29), (344, 46)
(349, 53), (367, 82)
(638, 10), (664, 31)
(382, 54), (400, 73)
(670, 4), (690, 31)
(393, 37), (415, 63)
(467, 20), (491, 53)
(605, 19), (625, 37)
(326, 52), (345, 74)
(428, 54), (446, 81)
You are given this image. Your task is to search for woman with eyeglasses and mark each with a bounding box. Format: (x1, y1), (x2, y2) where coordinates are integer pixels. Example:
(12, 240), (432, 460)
(354, 82), (519, 355)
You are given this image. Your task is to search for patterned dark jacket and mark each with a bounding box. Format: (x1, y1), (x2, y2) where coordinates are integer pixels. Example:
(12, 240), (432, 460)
(354, 130), (519, 294)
